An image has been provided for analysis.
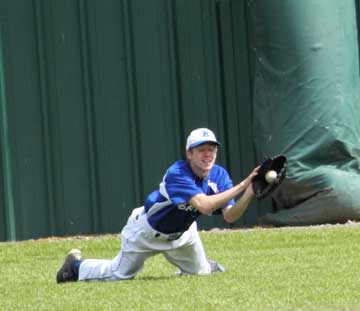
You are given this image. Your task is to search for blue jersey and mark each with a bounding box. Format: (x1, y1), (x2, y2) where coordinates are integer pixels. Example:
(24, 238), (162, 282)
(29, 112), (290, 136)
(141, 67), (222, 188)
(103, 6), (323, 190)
(144, 160), (235, 234)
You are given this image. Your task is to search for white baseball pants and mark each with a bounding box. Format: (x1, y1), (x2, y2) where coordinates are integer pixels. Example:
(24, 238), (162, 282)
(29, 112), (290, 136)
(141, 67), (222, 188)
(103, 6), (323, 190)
(78, 207), (212, 281)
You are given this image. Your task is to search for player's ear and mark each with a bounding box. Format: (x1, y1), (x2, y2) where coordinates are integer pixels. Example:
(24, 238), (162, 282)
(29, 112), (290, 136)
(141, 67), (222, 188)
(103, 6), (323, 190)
(186, 149), (193, 160)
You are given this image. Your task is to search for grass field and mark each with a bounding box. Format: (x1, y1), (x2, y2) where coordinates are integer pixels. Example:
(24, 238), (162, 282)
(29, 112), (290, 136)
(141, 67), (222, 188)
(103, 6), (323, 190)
(1, 225), (360, 311)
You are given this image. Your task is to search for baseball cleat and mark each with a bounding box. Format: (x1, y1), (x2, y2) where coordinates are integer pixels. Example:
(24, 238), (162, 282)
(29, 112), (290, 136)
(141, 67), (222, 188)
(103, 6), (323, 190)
(56, 249), (82, 283)
(208, 259), (225, 273)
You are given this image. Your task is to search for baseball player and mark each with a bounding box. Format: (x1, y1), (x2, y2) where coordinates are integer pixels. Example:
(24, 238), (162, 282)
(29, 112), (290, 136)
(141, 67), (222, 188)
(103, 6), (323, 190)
(56, 128), (259, 283)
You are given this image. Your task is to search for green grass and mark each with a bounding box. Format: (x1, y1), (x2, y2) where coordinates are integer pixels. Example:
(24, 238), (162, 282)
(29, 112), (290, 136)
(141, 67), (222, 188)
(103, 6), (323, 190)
(1, 226), (360, 311)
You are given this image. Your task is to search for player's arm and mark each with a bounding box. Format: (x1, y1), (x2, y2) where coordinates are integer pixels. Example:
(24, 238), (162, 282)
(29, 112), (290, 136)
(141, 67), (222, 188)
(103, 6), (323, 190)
(189, 182), (246, 215)
(189, 166), (259, 215)
(221, 186), (254, 223)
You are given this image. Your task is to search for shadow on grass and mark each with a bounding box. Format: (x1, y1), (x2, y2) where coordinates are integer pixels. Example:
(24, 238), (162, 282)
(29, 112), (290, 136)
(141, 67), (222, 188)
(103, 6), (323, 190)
(136, 275), (179, 282)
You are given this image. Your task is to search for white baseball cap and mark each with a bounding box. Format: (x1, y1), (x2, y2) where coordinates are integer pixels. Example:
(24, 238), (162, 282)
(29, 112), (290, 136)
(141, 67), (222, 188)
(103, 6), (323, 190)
(186, 128), (221, 150)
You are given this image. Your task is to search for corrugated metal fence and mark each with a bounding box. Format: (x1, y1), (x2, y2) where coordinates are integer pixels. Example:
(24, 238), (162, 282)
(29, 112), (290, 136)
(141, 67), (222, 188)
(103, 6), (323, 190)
(0, 0), (264, 241)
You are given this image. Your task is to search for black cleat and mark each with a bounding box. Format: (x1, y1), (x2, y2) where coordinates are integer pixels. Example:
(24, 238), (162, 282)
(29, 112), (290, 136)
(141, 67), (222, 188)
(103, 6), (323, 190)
(56, 249), (82, 283)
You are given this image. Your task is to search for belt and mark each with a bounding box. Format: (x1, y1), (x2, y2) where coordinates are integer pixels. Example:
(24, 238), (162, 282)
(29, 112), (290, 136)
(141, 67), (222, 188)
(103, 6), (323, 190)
(154, 231), (184, 241)
(136, 212), (184, 241)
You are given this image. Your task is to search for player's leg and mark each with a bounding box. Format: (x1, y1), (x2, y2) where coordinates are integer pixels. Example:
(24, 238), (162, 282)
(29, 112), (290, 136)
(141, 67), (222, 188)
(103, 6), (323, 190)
(163, 238), (210, 274)
(57, 206), (155, 282)
(78, 250), (155, 281)
(78, 207), (160, 281)
(163, 225), (225, 275)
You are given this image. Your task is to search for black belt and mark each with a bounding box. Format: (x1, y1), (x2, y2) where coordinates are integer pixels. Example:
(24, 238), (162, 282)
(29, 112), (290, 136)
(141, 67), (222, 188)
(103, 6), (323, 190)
(154, 231), (184, 241)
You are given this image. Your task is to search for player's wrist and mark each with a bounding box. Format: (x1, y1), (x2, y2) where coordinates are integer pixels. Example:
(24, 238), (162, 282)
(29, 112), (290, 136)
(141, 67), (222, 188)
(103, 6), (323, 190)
(237, 181), (246, 192)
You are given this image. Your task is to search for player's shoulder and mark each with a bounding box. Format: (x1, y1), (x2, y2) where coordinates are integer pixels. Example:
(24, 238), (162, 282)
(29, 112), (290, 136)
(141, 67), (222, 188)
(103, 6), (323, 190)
(167, 160), (192, 176)
(164, 160), (196, 183)
(208, 163), (231, 180)
(211, 163), (229, 174)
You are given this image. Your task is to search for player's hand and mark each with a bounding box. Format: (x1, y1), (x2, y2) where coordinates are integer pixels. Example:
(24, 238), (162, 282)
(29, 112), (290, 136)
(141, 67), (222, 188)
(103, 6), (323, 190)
(241, 166), (260, 195)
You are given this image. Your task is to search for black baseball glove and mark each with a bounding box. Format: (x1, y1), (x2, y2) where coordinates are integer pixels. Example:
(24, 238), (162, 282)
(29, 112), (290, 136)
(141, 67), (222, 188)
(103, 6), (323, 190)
(252, 155), (287, 199)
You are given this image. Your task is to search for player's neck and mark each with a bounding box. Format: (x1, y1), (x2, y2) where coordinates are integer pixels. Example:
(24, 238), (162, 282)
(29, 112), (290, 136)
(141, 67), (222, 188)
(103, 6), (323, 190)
(190, 164), (210, 180)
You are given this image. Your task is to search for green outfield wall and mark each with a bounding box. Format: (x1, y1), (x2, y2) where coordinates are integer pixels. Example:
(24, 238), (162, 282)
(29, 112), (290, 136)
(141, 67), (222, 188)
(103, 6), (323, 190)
(0, 0), (258, 241)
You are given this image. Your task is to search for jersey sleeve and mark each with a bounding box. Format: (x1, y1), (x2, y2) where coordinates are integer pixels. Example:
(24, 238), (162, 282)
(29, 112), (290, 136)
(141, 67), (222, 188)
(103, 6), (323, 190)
(163, 170), (202, 205)
(219, 169), (235, 207)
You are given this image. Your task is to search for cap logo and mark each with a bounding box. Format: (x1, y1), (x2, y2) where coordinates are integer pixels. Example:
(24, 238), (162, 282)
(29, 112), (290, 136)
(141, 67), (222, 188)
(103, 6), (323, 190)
(202, 131), (210, 137)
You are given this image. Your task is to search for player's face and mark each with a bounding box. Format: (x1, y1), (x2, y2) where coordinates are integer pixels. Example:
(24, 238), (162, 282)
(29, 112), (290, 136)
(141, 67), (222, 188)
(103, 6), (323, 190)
(187, 143), (217, 178)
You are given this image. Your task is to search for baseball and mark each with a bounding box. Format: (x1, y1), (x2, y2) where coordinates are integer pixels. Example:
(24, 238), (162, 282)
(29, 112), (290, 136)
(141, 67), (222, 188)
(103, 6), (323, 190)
(265, 170), (277, 183)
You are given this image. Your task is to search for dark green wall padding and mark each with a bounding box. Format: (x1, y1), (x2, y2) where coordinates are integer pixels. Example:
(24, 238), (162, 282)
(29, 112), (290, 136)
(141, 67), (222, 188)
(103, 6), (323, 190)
(249, 0), (360, 225)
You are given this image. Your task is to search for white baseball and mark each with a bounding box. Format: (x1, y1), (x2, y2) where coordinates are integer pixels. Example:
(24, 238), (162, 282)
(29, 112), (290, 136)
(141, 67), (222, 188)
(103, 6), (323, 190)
(265, 170), (277, 183)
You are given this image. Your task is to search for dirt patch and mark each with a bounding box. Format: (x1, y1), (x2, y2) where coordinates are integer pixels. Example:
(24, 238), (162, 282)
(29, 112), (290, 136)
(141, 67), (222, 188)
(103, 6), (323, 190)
(31, 233), (119, 243)
(206, 220), (360, 233)
(5, 221), (360, 243)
